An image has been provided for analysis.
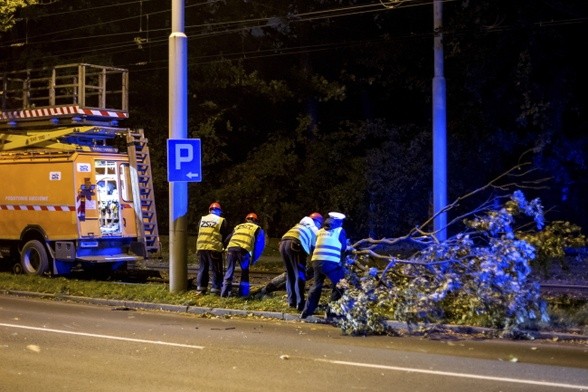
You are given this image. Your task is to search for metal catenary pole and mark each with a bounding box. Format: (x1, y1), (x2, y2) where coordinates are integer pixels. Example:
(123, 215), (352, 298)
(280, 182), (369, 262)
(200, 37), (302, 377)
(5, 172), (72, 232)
(169, 0), (189, 293)
(433, 0), (447, 241)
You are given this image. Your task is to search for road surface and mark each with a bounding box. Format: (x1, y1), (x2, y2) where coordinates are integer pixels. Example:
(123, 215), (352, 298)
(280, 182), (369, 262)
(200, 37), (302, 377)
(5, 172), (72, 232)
(0, 295), (586, 391)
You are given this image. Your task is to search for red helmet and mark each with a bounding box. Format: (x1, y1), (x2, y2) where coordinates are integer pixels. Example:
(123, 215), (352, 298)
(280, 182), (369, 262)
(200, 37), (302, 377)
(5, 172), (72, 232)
(309, 212), (323, 224)
(209, 202), (222, 211)
(246, 212), (258, 222)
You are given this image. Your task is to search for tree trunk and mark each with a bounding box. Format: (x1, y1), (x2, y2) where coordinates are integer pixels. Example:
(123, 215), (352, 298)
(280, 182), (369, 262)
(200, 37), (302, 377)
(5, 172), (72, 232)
(250, 272), (285, 297)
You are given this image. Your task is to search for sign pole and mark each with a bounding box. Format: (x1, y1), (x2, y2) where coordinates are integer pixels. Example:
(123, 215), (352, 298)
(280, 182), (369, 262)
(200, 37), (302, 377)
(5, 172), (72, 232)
(169, 0), (188, 293)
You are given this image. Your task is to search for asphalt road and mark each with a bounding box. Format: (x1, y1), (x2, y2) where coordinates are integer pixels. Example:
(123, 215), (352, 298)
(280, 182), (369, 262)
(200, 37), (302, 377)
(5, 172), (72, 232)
(0, 295), (587, 392)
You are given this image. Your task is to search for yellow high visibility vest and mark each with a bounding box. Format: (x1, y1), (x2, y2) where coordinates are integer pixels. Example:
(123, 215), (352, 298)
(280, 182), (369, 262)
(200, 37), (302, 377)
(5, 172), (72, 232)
(228, 222), (259, 254)
(196, 213), (225, 251)
(311, 227), (343, 263)
(282, 223), (316, 255)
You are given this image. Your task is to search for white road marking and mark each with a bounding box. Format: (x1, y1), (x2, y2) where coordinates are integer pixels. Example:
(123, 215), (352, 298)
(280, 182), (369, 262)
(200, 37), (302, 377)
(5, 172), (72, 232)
(318, 359), (588, 390)
(0, 323), (204, 349)
(2, 322), (584, 389)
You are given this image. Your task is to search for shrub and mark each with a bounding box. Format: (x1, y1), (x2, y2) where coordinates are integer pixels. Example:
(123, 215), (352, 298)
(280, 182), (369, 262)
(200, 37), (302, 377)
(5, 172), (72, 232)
(516, 221), (587, 273)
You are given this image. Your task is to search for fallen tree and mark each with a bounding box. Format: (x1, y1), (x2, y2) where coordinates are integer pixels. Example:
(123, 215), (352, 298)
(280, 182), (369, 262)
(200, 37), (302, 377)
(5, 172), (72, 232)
(329, 163), (562, 337)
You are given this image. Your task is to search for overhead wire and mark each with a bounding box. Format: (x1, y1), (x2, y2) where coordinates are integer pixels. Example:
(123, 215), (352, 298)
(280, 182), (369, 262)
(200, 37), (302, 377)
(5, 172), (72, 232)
(30, 0), (158, 19)
(1, 0), (427, 48)
(2, 0), (582, 50)
(0, 0), (222, 46)
(0, 0), (428, 65)
(0, 0), (586, 71)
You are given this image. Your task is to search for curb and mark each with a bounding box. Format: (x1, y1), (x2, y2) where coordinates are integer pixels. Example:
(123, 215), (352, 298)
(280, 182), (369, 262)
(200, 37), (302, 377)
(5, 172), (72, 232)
(4, 289), (299, 322)
(4, 290), (587, 341)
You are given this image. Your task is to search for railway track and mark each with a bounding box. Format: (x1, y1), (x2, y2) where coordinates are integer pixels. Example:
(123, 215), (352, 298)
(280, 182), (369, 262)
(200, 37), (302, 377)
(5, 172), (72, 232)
(127, 262), (281, 286)
(540, 283), (588, 296)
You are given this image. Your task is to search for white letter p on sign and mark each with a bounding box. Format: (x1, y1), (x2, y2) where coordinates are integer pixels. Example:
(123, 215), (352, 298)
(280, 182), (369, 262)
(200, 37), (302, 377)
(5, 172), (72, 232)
(175, 144), (193, 170)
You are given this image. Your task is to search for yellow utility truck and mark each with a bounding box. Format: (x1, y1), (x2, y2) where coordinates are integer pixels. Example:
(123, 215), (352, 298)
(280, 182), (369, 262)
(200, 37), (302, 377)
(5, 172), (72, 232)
(0, 64), (159, 275)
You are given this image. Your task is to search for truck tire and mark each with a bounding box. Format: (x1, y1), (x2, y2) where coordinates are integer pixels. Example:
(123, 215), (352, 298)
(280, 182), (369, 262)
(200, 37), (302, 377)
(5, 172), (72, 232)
(20, 240), (50, 275)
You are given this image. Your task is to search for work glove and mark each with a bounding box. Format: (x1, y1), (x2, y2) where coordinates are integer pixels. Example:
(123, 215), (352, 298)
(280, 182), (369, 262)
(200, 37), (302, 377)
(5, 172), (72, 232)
(344, 255), (355, 266)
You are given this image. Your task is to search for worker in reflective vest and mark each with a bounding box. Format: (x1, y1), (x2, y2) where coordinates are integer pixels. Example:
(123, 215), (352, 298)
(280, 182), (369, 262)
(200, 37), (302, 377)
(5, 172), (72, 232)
(279, 212), (323, 311)
(301, 212), (348, 319)
(221, 212), (265, 297)
(196, 202), (230, 294)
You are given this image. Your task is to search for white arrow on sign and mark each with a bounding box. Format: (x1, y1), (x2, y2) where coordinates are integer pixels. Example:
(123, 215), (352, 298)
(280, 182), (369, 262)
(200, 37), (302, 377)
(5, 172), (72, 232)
(186, 172), (199, 179)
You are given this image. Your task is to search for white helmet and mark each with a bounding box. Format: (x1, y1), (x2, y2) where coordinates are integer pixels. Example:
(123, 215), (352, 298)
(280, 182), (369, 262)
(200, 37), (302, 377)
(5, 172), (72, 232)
(299, 216), (315, 227)
(328, 212), (346, 220)
(299, 216), (319, 234)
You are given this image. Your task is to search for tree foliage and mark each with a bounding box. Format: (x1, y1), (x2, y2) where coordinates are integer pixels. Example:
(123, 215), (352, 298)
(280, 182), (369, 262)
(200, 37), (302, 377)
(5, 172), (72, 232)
(517, 221), (587, 274)
(0, 0), (36, 32)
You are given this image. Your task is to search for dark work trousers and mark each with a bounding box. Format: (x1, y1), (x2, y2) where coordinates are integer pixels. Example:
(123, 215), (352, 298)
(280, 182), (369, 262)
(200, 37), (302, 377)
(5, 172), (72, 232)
(196, 250), (224, 294)
(279, 239), (309, 311)
(221, 248), (251, 297)
(301, 259), (345, 317)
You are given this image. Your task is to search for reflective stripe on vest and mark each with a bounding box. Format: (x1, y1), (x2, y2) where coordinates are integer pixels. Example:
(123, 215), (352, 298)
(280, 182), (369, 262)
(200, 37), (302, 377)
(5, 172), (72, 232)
(281, 223), (316, 254)
(311, 227), (342, 263)
(228, 222), (259, 253)
(196, 214), (225, 251)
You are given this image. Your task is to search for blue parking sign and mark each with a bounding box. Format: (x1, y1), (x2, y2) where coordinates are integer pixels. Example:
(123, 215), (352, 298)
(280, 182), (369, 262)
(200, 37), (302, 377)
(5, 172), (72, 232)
(167, 139), (202, 182)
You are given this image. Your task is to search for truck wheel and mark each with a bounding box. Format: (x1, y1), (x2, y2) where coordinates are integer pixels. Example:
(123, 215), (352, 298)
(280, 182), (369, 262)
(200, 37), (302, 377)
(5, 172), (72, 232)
(20, 240), (50, 275)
